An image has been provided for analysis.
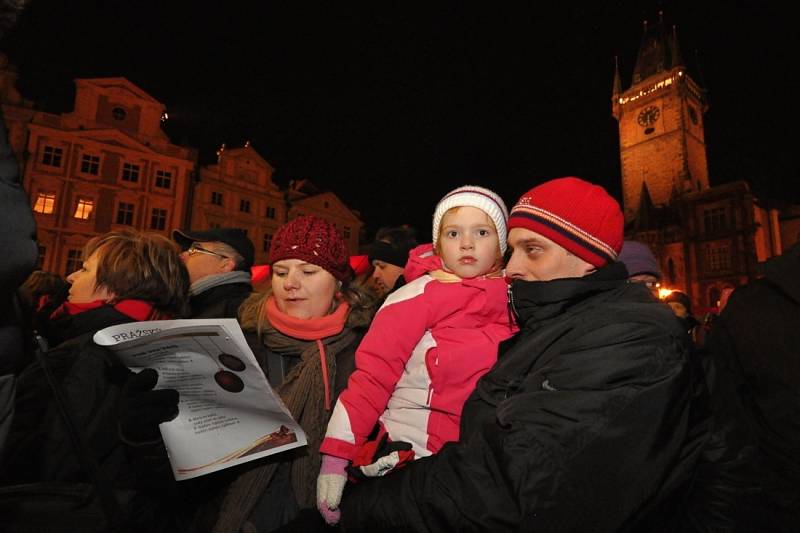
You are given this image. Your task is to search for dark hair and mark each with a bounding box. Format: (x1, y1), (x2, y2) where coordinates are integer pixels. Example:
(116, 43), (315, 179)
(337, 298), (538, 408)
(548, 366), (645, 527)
(369, 225), (418, 267)
(374, 225), (417, 248)
(664, 290), (693, 315)
(84, 229), (190, 317)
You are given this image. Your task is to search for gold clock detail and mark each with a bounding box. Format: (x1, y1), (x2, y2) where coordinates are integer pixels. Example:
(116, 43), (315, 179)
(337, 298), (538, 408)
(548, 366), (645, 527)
(637, 105), (660, 127)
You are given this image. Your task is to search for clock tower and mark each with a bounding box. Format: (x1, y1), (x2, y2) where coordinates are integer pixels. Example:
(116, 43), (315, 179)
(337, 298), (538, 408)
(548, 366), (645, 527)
(612, 18), (709, 224)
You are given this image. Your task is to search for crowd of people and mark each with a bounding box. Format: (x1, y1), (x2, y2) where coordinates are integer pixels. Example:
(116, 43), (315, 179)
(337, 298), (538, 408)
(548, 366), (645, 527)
(1, 107), (798, 532)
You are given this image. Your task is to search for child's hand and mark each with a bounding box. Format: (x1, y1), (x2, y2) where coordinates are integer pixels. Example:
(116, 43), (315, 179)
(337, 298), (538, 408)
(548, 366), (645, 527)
(316, 454), (349, 525)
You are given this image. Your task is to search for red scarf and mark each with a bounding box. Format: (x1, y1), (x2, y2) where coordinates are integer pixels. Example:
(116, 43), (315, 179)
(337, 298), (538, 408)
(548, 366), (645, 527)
(50, 299), (163, 322)
(265, 297), (349, 409)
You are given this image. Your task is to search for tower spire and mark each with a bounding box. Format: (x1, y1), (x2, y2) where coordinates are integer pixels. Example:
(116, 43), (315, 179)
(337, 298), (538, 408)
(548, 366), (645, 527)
(671, 25), (684, 68)
(612, 56), (622, 98)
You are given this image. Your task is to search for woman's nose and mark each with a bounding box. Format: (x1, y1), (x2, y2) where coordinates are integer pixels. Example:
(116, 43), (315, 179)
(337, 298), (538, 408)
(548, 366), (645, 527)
(283, 271), (300, 289)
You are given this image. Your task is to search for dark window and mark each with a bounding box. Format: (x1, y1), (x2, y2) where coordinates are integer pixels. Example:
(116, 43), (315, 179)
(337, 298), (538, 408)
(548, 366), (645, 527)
(706, 245), (731, 272)
(150, 208), (167, 230)
(37, 245), (46, 269)
(211, 191), (223, 206)
(709, 287), (721, 308)
(42, 146), (63, 167)
(209, 222), (221, 229)
(65, 248), (83, 276)
(343, 226), (351, 239)
(122, 163), (140, 183)
(266, 206), (276, 219)
(112, 107), (127, 121)
(155, 170), (172, 189)
(80, 154), (100, 175)
(667, 258), (676, 285)
(263, 233), (272, 252)
(240, 199), (251, 213)
(704, 207), (727, 233)
(116, 202), (135, 225)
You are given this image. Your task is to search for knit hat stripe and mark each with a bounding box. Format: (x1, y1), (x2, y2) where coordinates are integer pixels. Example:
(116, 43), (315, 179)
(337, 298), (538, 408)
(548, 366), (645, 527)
(509, 207), (618, 263)
(440, 188), (509, 218)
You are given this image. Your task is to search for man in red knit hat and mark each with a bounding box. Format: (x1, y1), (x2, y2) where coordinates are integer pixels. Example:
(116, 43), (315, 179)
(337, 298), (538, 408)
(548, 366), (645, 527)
(334, 177), (720, 532)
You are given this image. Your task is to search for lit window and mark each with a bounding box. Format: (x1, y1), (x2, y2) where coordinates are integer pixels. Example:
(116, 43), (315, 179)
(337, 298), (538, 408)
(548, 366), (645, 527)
(73, 198), (94, 220)
(150, 208), (167, 230)
(80, 154), (100, 175)
(65, 249), (83, 276)
(122, 163), (140, 183)
(263, 233), (272, 252)
(155, 170), (172, 189)
(33, 192), (56, 214)
(42, 146), (63, 167)
(116, 202), (135, 225)
(266, 206), (276, 219)
(211, 191), (223, 206)
(240, 199), (251, 213)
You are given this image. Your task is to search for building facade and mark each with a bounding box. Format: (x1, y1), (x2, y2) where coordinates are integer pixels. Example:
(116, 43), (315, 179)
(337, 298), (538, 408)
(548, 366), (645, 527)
(613, 18), (788, 310)
(18, 77), (196, 275)
(190, 143), (286, 265)
(286, 179), (363, 255)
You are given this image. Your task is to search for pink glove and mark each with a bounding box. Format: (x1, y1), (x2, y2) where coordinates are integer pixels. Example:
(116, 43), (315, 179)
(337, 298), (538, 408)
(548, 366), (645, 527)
(316, 454), (349, 525)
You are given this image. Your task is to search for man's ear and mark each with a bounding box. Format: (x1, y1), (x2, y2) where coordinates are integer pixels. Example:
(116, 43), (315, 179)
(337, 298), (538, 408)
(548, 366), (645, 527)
(220, 258), (237, 274)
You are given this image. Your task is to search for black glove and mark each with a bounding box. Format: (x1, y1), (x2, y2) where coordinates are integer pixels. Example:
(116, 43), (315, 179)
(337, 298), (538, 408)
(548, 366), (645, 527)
(118, 368), (179, 443)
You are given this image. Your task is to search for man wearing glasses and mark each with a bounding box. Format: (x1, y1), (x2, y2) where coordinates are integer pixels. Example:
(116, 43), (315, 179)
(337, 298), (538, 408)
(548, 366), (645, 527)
(172, 228), (255, 318)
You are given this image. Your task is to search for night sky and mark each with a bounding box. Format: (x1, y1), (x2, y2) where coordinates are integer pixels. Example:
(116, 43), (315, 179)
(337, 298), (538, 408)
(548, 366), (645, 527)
(2, 1), (797, 239)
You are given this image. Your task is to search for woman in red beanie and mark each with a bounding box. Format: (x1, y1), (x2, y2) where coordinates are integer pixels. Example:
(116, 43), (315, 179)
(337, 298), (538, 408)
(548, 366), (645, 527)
(202, 215), (377, 532)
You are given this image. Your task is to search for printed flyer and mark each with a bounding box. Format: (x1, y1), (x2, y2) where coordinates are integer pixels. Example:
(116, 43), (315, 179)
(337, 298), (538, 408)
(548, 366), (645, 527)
(94, 318), (306, 480)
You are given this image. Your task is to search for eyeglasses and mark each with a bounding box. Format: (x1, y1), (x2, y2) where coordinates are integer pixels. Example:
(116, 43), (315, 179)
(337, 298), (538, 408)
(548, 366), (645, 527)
(185, 243), (230, 260)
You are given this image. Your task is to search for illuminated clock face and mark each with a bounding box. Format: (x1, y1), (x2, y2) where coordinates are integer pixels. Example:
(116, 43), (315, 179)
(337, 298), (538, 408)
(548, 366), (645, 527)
(637, 105), (660, 127)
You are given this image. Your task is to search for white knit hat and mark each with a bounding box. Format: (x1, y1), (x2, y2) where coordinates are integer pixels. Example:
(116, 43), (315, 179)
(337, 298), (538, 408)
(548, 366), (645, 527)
(432, 185), (509, 254)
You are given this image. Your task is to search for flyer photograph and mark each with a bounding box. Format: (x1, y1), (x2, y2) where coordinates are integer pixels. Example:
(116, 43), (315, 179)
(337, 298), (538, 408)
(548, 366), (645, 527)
(94, 318), (307, 480)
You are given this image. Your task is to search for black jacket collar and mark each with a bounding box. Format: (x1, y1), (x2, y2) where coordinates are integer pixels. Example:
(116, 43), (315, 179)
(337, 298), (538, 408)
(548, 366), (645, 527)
(510, 262), (629, 326)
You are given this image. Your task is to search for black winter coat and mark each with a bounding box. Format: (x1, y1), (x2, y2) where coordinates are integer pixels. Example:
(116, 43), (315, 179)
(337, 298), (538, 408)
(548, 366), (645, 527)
(340, 263), (710, 532)
(707, 243), (800, 532)
(0, 305), (176, 530)
(189, 281), (252, 319)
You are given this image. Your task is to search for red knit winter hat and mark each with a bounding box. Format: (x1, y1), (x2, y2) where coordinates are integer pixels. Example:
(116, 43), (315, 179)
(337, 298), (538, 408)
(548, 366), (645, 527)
(269, 215), (352, 281)
(508, 177), (623, 267)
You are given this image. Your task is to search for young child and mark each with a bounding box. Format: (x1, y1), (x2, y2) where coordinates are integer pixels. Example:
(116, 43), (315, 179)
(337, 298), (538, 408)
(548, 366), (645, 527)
(317, 185), (518, 523)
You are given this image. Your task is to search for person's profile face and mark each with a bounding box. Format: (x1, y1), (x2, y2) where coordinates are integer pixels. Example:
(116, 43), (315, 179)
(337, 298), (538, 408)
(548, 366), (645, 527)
(505, 228), (593, 282)
(371, 259), (404, 296)
(66, 249), (114, 304)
